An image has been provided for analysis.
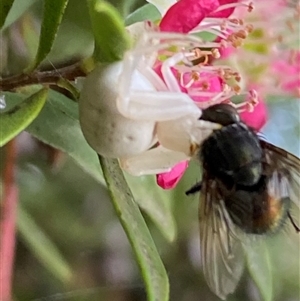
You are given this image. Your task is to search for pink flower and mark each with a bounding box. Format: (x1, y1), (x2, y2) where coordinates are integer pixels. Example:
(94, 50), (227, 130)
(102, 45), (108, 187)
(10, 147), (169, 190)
(272, 50), (300, 96)
(216, 1), (299, 97)
(240, 96), (267, 131)
(154, 65), (225, 103)
(156, 161), (189, 189)
(159, 0), (249, 33)
(159, 0), (220, 33)
(209, 0), (240, 18)
(181, 72), (224, 103)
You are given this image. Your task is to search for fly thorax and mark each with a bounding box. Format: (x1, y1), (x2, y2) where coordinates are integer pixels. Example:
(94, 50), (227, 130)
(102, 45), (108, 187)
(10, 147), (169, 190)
(233, 161), (262, 186)
(201, 123), (263, 187)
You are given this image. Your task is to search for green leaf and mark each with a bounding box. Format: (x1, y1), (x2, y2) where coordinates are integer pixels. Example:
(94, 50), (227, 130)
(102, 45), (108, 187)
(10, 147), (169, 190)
(0, 0), (37, 31)
(245, 241), (273, 301)
(25, 0), (69, 72)
(0, 0), (15, 29)
(3, 90), (104, 184)
(0, 88), (48, 147)
(17, 206), (72, 283)
(126, 174), (176, 242)
(99, 156), (169, 301)
(43, 0), (93, 65)
(87, 0), (131, 63)
(106, 0), (139, 18)
(125, 3), (160, 26)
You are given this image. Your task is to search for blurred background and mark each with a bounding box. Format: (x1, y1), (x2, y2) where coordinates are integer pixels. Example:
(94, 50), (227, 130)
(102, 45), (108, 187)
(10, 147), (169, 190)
(1, 0), (299, 300)
(8, 98), (300, 301)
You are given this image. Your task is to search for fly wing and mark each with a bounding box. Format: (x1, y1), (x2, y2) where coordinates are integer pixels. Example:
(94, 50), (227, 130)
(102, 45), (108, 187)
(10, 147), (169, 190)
(261, 140), (300, 228)
(199, 173), (245, 300)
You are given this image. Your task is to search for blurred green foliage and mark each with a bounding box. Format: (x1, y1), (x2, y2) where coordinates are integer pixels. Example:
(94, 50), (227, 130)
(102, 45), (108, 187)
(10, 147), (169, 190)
(11, 100), (300, 300)
(0, 1), (299, 301)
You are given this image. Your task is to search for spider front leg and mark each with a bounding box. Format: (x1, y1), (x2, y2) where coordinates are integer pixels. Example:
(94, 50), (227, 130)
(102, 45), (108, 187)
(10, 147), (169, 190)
(117, 34), (205, 121)
(119, 145), (189, 176)
(119, 119), (220, 175)
(157, 117), (221, 156)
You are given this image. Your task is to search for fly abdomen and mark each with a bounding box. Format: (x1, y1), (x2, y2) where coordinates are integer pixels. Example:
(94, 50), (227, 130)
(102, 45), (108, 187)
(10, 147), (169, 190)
(224, 176), (290, 234)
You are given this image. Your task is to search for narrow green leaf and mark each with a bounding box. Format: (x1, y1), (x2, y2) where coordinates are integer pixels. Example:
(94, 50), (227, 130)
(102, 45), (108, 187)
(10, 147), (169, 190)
(245, 241), (273, 301)
(125, 3), (160, 26)
(27, 90), (104, 183)
(126, 174), (176, 242)
(99, 156), (169, 301)
(17, 206), (72, 283)
(0, 0), (15, 29)
(87, 0), (131, 62)
(0, 88), (48, 147)
(0, 0), (37, 31)
(25, 0), (69, 72)
(3, 90), (104, 184)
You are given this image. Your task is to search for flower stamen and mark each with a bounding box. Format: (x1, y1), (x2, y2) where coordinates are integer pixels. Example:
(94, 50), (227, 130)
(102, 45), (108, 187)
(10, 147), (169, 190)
(180, 70), (201, 88)
(191, 14), (254, 49)
(214, 1), (254, 13)
(232, 89), (259, 113)
(189, 47), (221, 66)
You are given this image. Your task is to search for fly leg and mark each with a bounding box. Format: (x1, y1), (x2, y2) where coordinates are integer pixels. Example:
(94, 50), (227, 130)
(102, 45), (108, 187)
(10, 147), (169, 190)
(287, 211), (300, 233)
(185, 182), (202, 195)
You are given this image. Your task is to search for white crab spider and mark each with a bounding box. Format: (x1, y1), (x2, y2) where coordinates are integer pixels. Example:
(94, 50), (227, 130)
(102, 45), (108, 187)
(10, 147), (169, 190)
(79, 31), (224, 176)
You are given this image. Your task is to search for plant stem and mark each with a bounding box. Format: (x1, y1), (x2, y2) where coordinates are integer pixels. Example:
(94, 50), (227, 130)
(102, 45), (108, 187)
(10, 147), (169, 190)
(0, 62), (86, 92)
(0, 140), (18, 301)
